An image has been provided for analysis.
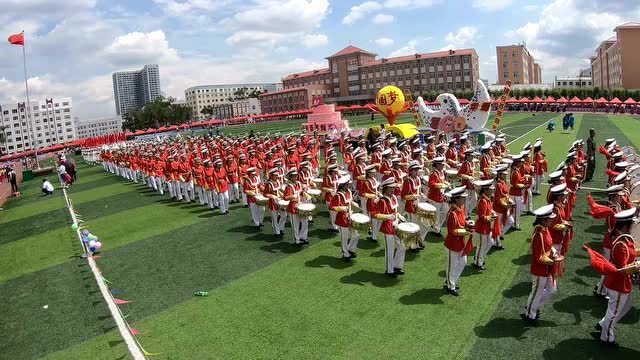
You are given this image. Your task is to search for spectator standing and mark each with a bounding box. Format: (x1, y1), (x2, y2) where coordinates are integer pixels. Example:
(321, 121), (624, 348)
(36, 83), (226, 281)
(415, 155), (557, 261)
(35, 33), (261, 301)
(8, 168), (18, 193)
(585, 128), (596, 182)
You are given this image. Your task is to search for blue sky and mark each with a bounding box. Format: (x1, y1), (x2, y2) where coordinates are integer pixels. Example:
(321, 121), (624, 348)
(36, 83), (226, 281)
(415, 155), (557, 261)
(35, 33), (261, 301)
(1, 0), (639, 119)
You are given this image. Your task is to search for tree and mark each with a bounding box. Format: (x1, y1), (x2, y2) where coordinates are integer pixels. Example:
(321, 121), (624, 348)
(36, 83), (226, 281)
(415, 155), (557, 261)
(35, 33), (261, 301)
(121, 96), (193, 131)
(201, 105), (214, 119)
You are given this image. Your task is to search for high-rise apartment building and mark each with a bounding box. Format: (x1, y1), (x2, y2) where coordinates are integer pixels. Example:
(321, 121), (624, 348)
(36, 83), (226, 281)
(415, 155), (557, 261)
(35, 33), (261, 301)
(260, 45), (480, 113)
(0, 97), (76, 156)
(496, 44), (542, 85)
(591, 23), (640, 90)
(112, 64), (161, 115)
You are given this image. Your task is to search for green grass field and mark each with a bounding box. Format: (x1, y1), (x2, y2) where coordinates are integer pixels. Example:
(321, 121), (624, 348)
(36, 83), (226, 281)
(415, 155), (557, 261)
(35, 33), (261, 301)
(1, 112), (639, 360)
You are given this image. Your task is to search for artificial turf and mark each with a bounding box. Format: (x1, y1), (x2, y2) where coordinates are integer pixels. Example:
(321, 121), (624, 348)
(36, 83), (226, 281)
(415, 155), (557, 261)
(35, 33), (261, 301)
(2, 112), (639, 360)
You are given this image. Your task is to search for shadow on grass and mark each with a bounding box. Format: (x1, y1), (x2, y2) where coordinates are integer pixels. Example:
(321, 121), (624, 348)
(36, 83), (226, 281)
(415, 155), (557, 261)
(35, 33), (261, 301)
(307, 228), (337, 240)
(542, 338), (640, 360)
(228, 225), (261, 234)
(305, 255), (354, 269)
(198, 211), (221, 219)
(399, 288), (446, 305)
(474, 317), (554, 340)
(340, 269), (399, 288)
(570, 277), (592, 287)
(511, 254), (530, 266)
(189, 207), (211, 214)
(575, 264), (600, 278)
(244, 233), (281, 243)
(425, 234), (444, 244)
(108, 339), (125, 348)
(259, 242), (304, 254)
(503, 281), (531, 299)
(582, 224), (605, 235)
(553, 294), (603, 325)
(357, 239), (379, 250)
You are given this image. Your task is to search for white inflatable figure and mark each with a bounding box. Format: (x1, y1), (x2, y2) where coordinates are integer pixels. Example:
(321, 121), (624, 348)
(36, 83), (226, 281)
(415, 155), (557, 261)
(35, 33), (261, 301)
(417, 80), (492, 132)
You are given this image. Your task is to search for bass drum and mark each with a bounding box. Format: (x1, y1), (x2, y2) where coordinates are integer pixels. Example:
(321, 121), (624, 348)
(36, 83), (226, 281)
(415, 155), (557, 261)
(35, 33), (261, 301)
(630, 180), (640, 202)
(621, 146), (637, 159)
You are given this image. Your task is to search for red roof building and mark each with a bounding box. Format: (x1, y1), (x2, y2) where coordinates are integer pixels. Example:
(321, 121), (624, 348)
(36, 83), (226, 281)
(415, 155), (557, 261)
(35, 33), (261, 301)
(279, 45), (480, 109)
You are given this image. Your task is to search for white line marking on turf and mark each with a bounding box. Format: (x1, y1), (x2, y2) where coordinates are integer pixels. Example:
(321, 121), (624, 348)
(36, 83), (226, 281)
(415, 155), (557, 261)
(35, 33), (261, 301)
(507, 121), (550, 146)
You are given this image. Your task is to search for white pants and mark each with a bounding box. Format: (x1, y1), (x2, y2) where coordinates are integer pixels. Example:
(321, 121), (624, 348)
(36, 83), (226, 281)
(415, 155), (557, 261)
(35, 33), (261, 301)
(552, 243), (562, 255)
(465, 190), (477, 218)
(217, 190), (229, 213)
(595, 248), (611, 296)
(384, 233), (406, 273)
(407, 213), (428, 245)
(359, 196), (368, 215)
(271, 209), (287, 235)
(172, 180), (182, 200)
(289, 214), (309, 243)
(446, 249), (467, 290)
(429, 200), (448, 233)
(496, 213), (514, 240)
(599, 289), (633, 342)
(327, 201), (338, 230)
(371, 218), (380, 240)
(525, 275), (557, 319)
(513, 195), (524, 228)
(132, 170), (139, 183)
(249, 203), (265, 225)
(240, 184), (248, 205)
(525, 188), (534, 212)
(195, 185), (206, 205)
(230, 182), (239, 201)
(474, 233), (493, 266)
(534, 175), (544, 193)
(207, 189), (218, 208)
(339, 225), (360, 257)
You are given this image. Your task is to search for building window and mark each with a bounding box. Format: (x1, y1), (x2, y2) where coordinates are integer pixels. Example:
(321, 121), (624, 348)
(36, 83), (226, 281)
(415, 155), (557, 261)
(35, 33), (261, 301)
(514, 72), (519, 78)
(504, 72), (509, 78)
(557, 82), (561, 86)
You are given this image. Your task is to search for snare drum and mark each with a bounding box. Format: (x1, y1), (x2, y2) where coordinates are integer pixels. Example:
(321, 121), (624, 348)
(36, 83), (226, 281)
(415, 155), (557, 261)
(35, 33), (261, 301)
(306, 189), (322, 202)
(350, 213), (371, 233)
(296, 203), (316, 217)
(312, 177), (324, 186)
(277, 200), (290, 211)
(339, 170), (349, 177)
(254, 195), (269, 206)
(416, 202), (437, 223)
(445, 169), (458, 178)
(396, 222), (421, 249)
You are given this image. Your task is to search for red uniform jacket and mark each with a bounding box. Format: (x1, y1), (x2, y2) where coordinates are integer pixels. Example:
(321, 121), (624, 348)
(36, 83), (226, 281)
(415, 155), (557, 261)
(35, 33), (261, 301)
(193, 165), (205, 186)
(204, 167), (215, 190)
(243, 175), (263, 204)
(428, 170), (446, 203)
(445, 205), (467, 252)
(330, 191), (353, 228)
(474, 196), (493, 234)
(605, 235), (637, 293)
(550, 203), (567, 245)
(401, 176), (420, 213)
(493, 179), (510, 215)
(263, 180), (282, 211)
(458, 160), (474, 189)
(214, 168), (228, 193)
(322, 174), (338, 202)
(284, 181), (302, 214)
(376, 195), (398, 235)
(509, 168), (525, 196)
(362, 178), (379, 214)
(225, 162), (239, 184)
(530, 225), (554, 277)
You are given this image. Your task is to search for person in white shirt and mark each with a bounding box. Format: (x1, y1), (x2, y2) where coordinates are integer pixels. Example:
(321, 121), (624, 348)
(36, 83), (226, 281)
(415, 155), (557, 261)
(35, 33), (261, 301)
(41, 179), (54, 195)
(58, 162), (70, 188)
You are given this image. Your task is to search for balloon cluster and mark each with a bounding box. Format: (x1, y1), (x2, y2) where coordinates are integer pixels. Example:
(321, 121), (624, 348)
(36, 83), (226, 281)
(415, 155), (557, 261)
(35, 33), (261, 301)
(72, 223), (102, 252)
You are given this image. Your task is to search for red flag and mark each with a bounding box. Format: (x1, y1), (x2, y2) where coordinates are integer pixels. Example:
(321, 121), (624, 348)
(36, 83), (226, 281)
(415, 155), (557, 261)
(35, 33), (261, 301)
(583, 245), (617, 276)
(462, 235), (475, 256)
(586, 193), (615, 219)
(8, 32), (24, 45)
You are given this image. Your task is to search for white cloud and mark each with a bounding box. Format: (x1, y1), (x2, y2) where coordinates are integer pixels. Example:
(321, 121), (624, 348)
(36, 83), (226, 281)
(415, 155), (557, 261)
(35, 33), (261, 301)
(372, 14), (394, 24)
(444, 26), (479, 48)
(375, 37), (394, 46)
(302, 34), (328, 48)
(472, 0), (512, 11)
(505, 0), (640, 82)
(389, 40), (417, 57)
(343, 1), (382, 24)
(102, 30), (178, 67)
(344, 0), (438, 24)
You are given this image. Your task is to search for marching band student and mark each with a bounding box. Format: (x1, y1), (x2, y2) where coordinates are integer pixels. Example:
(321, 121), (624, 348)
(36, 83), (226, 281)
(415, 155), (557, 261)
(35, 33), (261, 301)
(546, 170), (565, 204)
(238, 154), (249, 207)
(521, 149), (534, 214)
(593, 184), (625, 298)
(425, 135), (436, 160)
(284, 168), (308, 245)
(473, 179), (496, 270)
(226, 155), (240, 204)
(549, 184), (572, 255)
(508, 154), (526, 230)
(322, 164), (340, 232)
(213, 159), (229, 214)
(444, 186), (470, 296)
(564, 152), (581, 220)
(493, 164), (513, 249)
(153, 154), (165, 195)
(593, 207), (639, 348)
(264, 168), (286, 237)
(458, 148), (477, 219)
(523, 204), (563, 325)
(203, 159), (217, 209)
(361, 165), (380, 241)
(402, 162), (426, 249)
(179, 154), (193, 203)
(533, 140), (547, 195)
(479, 142), (493, 180)
(192, 157), (207, 206)
(243, 167), (264, 228)
(427, 156), (448, 236)
(374, 178), (406, 278)
(330, 175), (360, 262)
(445, 139), (458, 168)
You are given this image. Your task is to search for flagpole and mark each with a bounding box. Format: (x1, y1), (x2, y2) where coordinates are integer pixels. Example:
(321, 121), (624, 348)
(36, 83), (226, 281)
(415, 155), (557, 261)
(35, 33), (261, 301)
(21, 30), (39, 169)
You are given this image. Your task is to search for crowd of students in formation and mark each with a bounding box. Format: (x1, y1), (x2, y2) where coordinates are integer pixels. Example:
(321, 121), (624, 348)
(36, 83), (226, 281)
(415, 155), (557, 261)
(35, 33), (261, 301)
(99, 127), (639, 348)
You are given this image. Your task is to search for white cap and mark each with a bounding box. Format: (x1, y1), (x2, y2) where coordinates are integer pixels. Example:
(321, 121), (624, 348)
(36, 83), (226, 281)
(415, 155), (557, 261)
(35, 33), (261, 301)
(614, 207), (636, 221)
(534, 204), (556, 218)
(474, 179), (494, 189)
(615, 171), (628, 183)
(446, 185), (468, 198)
(381, 177), (400, 188)
(606, 184), (625, 195)
(615, 161), (629, 168)
(432, 156), (445, 164)
(382, 149), (392, 156)
(337, 175), (351, 185)
(550, 183), (568, 194)
(549, 170), (563, 179)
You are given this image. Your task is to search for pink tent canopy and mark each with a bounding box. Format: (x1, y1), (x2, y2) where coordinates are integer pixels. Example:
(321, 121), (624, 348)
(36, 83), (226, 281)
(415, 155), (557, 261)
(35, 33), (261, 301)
(518, 97), (530, 103)
(609, 97), (622, 104)
(557, 96), (568, 103)
(582, 97), (594, 103)
(545, 97), (556, 103)
(623, 97), (637, 104)
(569, 96), (582, 103)
(530, 96), (543, 103)
(506, 97), (518, 103)
(596, 97), (608, 104)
